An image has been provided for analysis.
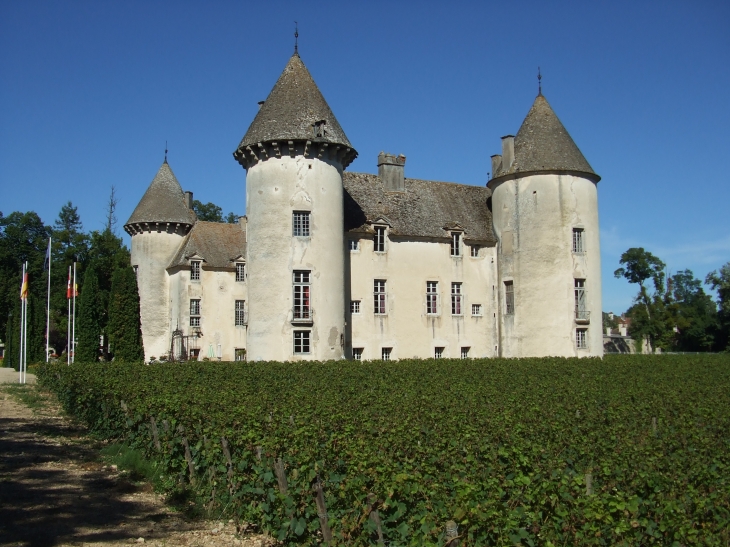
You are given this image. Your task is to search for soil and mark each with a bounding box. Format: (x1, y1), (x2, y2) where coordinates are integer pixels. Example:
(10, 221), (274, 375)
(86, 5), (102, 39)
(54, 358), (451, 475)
(0, 372), (276, 547)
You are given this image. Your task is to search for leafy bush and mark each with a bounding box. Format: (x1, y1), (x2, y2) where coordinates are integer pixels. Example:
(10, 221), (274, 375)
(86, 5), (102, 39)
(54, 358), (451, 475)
(38, 355), (730, 545)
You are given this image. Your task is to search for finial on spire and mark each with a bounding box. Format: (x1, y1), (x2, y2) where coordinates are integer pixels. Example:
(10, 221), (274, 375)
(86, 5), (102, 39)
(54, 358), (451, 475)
(537, 66), (542, 96)
(294, 22), (299, 54)
(164, 141), (168, 163)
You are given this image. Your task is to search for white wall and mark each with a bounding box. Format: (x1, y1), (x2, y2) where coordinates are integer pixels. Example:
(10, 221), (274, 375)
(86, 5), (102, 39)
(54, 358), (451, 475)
(348, 235), (499, 360)
(245, 153), (346, 361)
(491, 173), (602, 357)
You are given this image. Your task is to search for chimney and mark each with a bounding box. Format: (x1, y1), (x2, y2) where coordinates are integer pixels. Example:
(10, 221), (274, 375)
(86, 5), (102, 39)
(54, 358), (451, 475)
(377, 152), (406, 192)
(490, 155), (502, 178)
(501, 135), (515, 171)
(184, 191), (194, 210)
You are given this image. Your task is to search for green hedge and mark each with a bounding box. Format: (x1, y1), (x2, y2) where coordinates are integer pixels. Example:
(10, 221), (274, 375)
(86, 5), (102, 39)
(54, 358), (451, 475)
(38, 355), (730, 545)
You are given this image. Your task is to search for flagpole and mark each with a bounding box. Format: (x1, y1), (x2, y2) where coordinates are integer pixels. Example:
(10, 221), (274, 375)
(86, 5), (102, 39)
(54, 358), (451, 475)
(19, 263), (25, 384)
(72, 262), (77, 364)
(22, 261), (28, 384)
(67, 265), (71, 366)
(45, 237), (52, 362)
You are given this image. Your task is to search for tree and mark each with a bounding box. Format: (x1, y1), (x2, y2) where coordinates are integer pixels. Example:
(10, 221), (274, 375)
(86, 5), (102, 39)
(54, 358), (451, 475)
(193, 200), (224, 222)
(107, 266), (144, 362)
(225, 212), (240, 224)
(75, 263), (102, 362)
(614, 248), (667, 352)
(667, 270), (717, 352)
(105, 186), (118, 234)
(706, 262), (730, 351)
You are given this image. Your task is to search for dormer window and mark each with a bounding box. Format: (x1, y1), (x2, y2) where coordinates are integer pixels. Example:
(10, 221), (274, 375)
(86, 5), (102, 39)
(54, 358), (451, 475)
(191, 261), (201, 281)
(235, 262), (245, 282)
(313, 119), (327, 138)
(374, 226), (387, 253)
(450, 232), (462, 257)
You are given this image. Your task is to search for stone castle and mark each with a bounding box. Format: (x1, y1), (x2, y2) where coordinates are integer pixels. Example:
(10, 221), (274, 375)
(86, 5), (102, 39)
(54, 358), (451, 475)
(124, 52), (602, 362)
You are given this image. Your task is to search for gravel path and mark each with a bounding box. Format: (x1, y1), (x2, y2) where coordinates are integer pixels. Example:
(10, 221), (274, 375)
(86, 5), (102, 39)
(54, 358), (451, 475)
(0, 380), (275, 547)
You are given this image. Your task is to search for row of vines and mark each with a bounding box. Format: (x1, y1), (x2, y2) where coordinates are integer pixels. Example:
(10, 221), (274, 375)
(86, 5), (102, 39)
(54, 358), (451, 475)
(38, 355), (730, 546)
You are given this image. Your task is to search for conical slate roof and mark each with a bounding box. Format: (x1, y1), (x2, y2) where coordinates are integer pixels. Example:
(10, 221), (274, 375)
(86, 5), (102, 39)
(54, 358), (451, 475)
(125, 161), (196, 227)
(235, 53), (353, 150)
(494, 94), (598, 181)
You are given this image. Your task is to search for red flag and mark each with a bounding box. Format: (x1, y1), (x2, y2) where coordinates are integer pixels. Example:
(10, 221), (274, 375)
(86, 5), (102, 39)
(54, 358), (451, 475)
(67, 268), (72, 299)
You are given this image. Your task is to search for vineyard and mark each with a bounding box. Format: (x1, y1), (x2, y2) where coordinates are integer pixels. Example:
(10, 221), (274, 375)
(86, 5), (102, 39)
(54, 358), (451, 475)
(38, 355), (730, 546)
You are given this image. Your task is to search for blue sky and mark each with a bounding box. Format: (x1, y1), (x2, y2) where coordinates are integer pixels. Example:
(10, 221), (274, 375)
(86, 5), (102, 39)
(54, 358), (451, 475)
(1, 1), (728, 313)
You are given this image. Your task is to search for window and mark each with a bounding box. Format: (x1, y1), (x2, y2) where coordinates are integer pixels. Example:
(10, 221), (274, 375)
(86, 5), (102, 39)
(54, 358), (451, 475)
(426, 281), (439, 315)
(293, 331), (311, 354)
(190, 299), (201, 327)
(235, 300), (246, 326)
(434, 347), (444, 359)
(461, 347), (470, 359)
(353, 348), (363, 361)
(133, 265), (138, 276)
(381, 347), (392, 361)
(190, 348), (200, 360)
(349, 240), (360, 251)
(505, 281), (514, 315)
(576, 328), (588, 349)
(374, 226), (386, 253)
(450, 232), (462, 257)
(451, 283), (463, 315)
(471, 304), (482, 316)
(293, 271), (311, 320)
(293, 212), (310, 237)
(191, 261), (201, 281)
(572, 228), (584, 253)
(235, 348), (246, 361)
(350, 300), (361, 314)
(374, 280), (387, 314)
(236, 262), (245, 282)
(575, 279), (589, 321)
(470, 245), (480, 258)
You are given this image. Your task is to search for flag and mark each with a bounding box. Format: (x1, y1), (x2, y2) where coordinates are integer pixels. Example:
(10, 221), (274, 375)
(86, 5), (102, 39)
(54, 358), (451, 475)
(67, 269), (72, 299)
(20, 272), (29, 300)
(43, 238), (51, 270)
(74, 283), (79, 297)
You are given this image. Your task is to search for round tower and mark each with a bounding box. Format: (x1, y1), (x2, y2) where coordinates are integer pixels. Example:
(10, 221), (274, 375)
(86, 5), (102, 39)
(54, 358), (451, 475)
(233, 53), (357, 361)
(124, 161), (195, 361)
(488, 93), (602, 357)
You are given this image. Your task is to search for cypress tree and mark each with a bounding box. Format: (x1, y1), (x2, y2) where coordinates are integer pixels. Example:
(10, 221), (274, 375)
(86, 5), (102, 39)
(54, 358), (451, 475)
(108, 266), (144, 362)
(76, 263), (101, 362)
(4, 298), (19, 369)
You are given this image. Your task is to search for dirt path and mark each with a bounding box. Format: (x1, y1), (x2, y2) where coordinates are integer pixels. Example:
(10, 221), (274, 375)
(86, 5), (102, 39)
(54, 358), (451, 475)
(0, 379), (274, 547)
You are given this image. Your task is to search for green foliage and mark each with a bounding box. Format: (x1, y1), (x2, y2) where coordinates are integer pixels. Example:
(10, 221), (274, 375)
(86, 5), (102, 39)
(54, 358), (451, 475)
(667, 270), (717, 351)
(38, 356), (730, 545)
(76, 263), (101, 362)
(706, 262), (730, 351)
(614, 248), (666, 293)
(107, 267), (144, 362)
(192, 199), (239, 224)
(100, 443), (163, 483)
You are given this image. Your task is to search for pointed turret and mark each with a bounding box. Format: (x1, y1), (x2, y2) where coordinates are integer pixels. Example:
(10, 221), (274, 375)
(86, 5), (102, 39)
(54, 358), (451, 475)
(124, 161), (196, 234)
(491, 94), (599, 183)
(233, 53), (357, 169)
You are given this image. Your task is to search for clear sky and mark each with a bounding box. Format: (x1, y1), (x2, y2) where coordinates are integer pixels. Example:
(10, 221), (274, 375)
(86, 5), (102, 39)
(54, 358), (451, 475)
(1, 1), (728, 314)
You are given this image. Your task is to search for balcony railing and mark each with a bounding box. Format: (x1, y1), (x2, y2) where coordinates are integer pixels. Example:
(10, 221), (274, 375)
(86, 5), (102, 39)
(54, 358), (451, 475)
(575, 310), (591, 323)
(292, 307), (314, 324)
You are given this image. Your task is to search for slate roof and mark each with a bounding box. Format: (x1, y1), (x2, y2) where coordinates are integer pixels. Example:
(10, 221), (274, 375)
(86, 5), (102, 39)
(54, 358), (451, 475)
(492, 94), (598, 181)
(125, 162), (196, 227)
(236, 53), (353, 151)
(343, 173), (496, 245)
(168, 221), (246, 269)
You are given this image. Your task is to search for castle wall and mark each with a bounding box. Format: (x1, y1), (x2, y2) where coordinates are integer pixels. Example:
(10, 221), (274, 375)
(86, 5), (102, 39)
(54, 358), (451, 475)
(491, 173), (602, 357)
(130, 230), (182, 361)
(245, 154), (345, 361)
(348, 236), (499, 360)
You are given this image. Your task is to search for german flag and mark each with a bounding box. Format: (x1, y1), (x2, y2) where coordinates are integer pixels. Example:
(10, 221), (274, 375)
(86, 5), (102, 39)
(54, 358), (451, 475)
(20, 272), (29, 300)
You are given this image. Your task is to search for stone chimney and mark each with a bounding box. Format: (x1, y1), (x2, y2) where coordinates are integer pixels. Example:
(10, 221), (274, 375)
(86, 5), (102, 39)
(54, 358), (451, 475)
(491, 154), (502, 178)
(378, 152), (406, 192)
(184, 191), (194, 210)
(501, 135), (515, 171)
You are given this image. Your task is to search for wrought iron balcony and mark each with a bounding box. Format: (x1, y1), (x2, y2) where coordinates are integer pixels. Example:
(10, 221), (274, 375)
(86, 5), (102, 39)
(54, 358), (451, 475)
(291, 307), (314, 324)
(575, 310), (591, 324)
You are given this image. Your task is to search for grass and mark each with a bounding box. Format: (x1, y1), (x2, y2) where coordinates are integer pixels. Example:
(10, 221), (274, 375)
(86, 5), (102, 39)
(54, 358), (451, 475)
(2, 383), (47, 410)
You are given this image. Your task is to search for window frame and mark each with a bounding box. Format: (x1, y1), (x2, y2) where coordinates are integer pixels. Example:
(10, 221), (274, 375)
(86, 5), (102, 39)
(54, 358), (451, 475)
(350, 300), (361, 314)
(576, 328), (588, 349)
(374, 280), (387, 315)
(450, 232), (462, 257)
(235, 262), (245, 282)
(293, 330), (311, 354)
(471, 303), (482, 316)
(374, 226), (387, 253)
(235, 300), (246, 326)
(381, 347), (392, 361)
(190, 261), (201, 281)
(353, 348), (363, 361)
(572, 228), (585, 253)
(349, 239), (360, 252)
(461, 347), (470, 359)
(434, 347), (444, 359)
(505, 281), (515, 315)
(293, 270), (312, 321)
(190, 298), (201, 327)
(575, 279), (589, 322)
(470, 245), (480, 258)
(451, 282), (463, 316)
(426, 281), (439, 315)
(292, 211), (310, 237)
